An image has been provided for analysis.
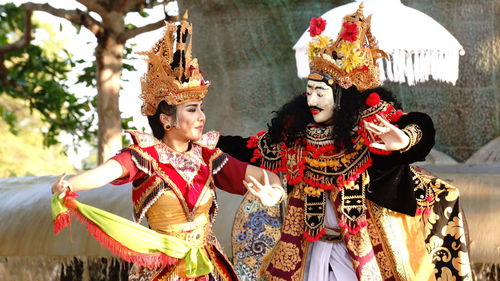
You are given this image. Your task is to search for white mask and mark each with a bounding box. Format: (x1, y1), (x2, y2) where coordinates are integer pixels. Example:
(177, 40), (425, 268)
(305, 80), (335, 124)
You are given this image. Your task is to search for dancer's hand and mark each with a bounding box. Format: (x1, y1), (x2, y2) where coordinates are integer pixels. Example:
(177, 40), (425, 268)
(51, 173), (73, 199)
(365, 115), (410, 151)
(243, 170), (284, 207)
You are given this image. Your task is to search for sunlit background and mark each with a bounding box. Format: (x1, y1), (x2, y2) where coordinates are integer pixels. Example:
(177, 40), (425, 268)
(0, 0), (179, 171)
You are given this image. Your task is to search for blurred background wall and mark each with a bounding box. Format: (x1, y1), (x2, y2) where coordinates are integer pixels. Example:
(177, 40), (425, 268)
(179, 0), (499, 162)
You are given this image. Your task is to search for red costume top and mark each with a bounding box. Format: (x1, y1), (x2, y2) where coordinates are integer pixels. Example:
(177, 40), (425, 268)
(111, 130), (247, 223)
(110, 130), (247, 280)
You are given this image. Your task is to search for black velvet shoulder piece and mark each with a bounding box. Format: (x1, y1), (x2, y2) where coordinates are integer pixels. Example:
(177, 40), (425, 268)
(216, 135), (253, 163)
(367, 111), (435, 216)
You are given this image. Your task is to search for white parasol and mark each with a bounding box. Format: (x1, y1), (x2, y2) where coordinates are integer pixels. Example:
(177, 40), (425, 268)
(293, 0), (465, 85)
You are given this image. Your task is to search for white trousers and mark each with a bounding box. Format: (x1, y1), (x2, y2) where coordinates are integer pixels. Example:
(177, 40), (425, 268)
(304, 198), (358, 281)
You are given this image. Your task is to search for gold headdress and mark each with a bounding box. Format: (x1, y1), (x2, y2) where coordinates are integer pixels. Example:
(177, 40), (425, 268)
(308, 4), (387, 91)
(138, 11), (210, 116)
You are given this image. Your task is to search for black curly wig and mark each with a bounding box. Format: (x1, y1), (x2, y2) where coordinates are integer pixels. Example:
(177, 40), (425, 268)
(267, 85), (401, 152)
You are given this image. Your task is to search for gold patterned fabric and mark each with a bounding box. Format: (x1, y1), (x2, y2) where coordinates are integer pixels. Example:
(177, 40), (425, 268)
(146, 189), (213, 278)
(367, 200), (436, 280)
(231, 194), (283, 280)
(138, 12), (209, 116)
(261, 186), (309, 281)
(258, 168), (472, 281)
(128, 180), (236, 281)
(400, 125), (423, 153)
(248, 135), (471, 280)
(415, 168), (472, 281)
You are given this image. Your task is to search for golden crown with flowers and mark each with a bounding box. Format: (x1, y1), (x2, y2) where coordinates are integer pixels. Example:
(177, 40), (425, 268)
(138, 11), (210, 116)
(307, 3), (387, 92)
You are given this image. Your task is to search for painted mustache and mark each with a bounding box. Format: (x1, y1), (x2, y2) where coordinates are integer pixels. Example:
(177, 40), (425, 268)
(309, 106), (323, 111)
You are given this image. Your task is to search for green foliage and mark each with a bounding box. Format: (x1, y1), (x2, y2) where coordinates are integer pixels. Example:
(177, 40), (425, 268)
(0, 1), (162, 166)
(0, 97), (75, 177)
(0, 3), (94, 147)
(0, 4), (140, 150)
(0, 3), (23, 33)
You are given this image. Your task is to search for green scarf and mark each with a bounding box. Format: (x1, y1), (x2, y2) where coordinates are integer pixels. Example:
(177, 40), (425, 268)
(51, 193), (213, 277)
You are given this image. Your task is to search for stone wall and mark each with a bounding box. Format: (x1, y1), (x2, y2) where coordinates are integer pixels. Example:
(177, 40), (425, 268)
(178, 0), (499, 161)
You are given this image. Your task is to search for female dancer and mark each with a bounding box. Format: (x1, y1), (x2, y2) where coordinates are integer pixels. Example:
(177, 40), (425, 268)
(51, 13), (284, 281)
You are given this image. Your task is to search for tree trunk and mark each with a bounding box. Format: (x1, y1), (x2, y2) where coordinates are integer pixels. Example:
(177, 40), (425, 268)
(95, 35), (124, 164)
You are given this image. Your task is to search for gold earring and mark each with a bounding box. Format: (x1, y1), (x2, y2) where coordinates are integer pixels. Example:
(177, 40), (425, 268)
(164, 123), (172, 131)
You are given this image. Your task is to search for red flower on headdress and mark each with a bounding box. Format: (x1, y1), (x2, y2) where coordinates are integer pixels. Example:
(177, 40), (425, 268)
(365, 92), (381, 107)
(340, 22), (359, 42)
(309, 17), (327, 37)
(359, 65), (369, 72)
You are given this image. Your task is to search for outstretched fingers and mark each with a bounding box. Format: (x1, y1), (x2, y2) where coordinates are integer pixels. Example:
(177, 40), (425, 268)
(365, 121), (387, 135)
(375, 115), (392, 126)
(369, 142), (388, 150)
(52, 172), (70, 199)
(247, 176), (263, 192)
(262, 170), (270, 187)
(56, 172), (67, 186)
(243, 179), (260, 198)
(376, 115), (399, 132)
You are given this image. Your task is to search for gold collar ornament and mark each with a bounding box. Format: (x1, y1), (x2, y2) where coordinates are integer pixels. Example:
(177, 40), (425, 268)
(138, 11), (210, 116)
(308, 3), (387, 92)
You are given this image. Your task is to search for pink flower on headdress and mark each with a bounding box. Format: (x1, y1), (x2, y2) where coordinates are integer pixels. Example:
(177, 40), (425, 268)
(340, 22), (359, 42)
(309, 17), (327, 37)
(188, 65), (196, 74)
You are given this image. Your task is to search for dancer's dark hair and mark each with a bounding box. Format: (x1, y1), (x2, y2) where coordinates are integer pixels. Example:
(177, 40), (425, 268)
(148, 101), (177, 139)
(267, 86), (401, 151)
